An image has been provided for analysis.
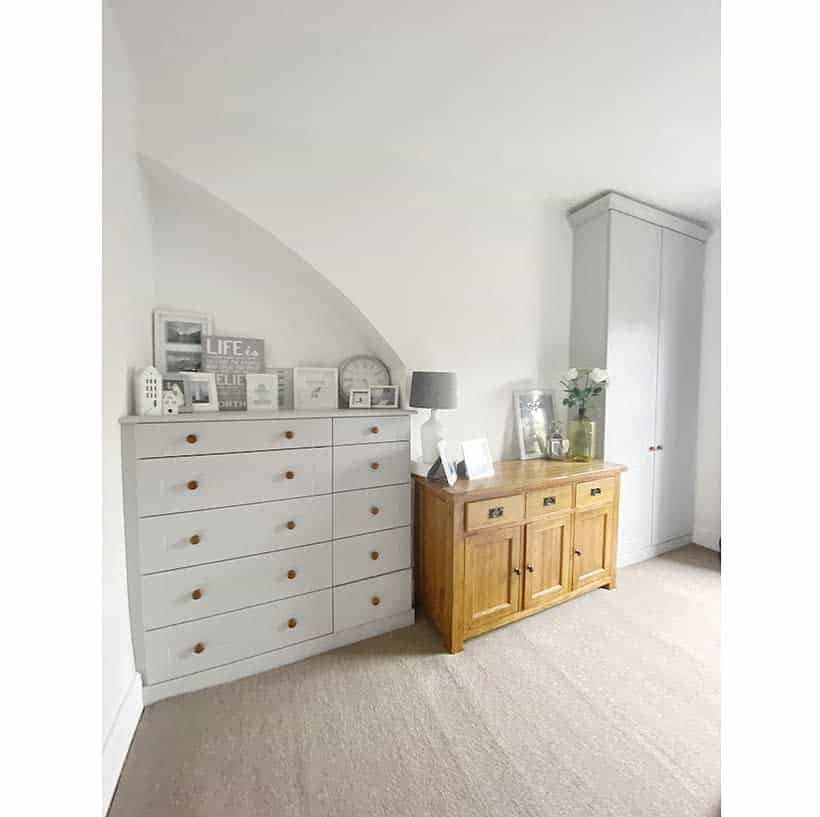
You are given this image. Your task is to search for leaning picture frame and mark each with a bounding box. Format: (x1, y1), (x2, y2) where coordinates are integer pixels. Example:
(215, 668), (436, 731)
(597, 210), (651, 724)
(461, 438), (495, 480)
(293, 367), (339, 410)
(181, 371), (219, 413)
(513, 389), (555, 460)
(153, 309), (213, 374)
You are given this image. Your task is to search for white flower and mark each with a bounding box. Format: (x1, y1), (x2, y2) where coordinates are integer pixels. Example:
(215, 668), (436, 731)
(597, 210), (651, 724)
(563, 368), (578, 381)
(589, 368), (609, 384)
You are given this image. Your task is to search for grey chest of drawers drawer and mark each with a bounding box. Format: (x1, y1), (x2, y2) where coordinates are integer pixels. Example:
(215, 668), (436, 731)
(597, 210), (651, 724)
(121, 410), (415, 701)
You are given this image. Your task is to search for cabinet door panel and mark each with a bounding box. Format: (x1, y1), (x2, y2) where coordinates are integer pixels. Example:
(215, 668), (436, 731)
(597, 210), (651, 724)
(523, 515), (571, 609)
(464, 525), (522, 633)
(653, 229), (705, 545)
(573, 505), (615, 590)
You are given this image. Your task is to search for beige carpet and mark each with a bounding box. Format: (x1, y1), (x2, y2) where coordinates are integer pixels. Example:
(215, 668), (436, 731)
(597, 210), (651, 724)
(109, 544), (720, 817)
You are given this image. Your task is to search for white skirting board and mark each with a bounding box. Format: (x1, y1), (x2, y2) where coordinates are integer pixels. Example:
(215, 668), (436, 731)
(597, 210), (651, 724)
(102, 671), (144, 814)
(617, 534), (692, 568)
(143, 609), (415, 705)
(693, 527), (721, 551)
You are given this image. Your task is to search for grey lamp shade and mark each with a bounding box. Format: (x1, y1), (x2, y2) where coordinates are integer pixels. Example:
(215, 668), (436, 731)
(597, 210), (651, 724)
(409, 371), (458, 409)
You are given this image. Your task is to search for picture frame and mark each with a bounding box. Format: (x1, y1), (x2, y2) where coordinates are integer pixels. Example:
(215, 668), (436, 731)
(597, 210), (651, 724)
(349, 388), (371, 408)
(513, 389), (555, 460)
(153, 309), (213, 374)
(293, 367), (339, 410)
(181, 371), (219, 413)
(245, 373), (279, 411)
(437, 440), (458, 487)
(369, 385), (399, 408)
(266, 367), (294, 410)
(461, 438), (495, 480)
(162, 377), (190, 413)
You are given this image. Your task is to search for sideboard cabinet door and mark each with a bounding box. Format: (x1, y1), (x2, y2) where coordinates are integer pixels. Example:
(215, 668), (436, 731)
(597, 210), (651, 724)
(572, 505), (615, 590)
(463, 525), (522, 634)
(523, 515), (572, 610)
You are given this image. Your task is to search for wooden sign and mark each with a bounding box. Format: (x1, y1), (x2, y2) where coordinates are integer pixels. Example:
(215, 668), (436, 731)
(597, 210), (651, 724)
(202, 335), (265, 410)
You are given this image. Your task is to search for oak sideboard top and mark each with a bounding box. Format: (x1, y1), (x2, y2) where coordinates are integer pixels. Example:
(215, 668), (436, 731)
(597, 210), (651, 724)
(413, 459), (627, 502)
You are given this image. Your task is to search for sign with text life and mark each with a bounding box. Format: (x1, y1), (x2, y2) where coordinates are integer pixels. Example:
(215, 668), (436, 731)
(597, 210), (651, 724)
(201, 336), (265, 410)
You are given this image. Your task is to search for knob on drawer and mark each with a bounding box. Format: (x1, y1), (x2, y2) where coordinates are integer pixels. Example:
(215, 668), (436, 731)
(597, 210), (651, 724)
(287, 569), (297, 580)
(189, 534), (201, 545)
(193, 642), (205, 654)
(285, 471), (295, 480)
(287, 618), (297, 629)
(370, 426), (379, 434)
(191, 588), (203, 600)
(286, 520), (296, 530)
(371, 596), (381, 606)
(187, 480), (199, 491)
(186, 434), (197, 444)
(370, 551), (380, 560)
(370, 506), (380, 516)
(370, 462), (380, 470)
(285, 430), (295, 439)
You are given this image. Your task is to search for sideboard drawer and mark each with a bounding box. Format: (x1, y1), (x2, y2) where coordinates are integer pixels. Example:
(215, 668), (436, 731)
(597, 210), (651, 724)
(134, 418), (332, 458)
(465, 494), (525, 532)
(575, 477), (617, 509)
(333, 416), (410, 446)
(333, 527), (412, 585)
(136, 448), (332, 516)
(333, 484), (411, 539)
(333, 441), (410, 492)
(141, 541), (332, 629)
(143, 589), (333, 683)
(138, 495), (332, 574)
(333, 569), (413, 631)
(525, 485), (573, 518)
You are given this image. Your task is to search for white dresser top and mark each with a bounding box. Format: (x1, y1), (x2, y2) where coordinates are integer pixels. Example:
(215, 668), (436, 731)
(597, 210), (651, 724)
(120, 408), (416, 424)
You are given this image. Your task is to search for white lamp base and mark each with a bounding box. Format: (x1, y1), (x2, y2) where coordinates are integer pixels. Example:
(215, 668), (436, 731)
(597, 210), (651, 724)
(420, 409), (446, 464)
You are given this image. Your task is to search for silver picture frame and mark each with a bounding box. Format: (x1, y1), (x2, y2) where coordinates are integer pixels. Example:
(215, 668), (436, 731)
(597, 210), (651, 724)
(514, 390), (555, 460)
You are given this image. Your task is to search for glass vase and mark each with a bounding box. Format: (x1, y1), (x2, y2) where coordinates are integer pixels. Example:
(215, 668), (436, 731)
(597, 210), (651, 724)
(568, 412), (596, 462)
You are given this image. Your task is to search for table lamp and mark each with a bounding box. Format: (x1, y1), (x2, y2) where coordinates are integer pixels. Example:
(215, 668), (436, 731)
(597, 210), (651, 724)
(409, 371), (458, 463)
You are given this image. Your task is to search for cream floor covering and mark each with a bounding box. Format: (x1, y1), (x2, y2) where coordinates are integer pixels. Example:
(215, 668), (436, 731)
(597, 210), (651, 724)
(109, 545), (720, 817)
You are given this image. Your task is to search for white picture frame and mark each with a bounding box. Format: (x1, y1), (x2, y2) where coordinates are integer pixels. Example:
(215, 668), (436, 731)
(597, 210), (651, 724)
(181, 371), (219, 413)
(266, 367), (294, 410)
(153, 309), (213, 375)
(437, 440), (458, 487)
(245, 373), (279, 411)
(513, 390), (555, 460)
(369, 385), (399, 408)
(461, 438), (495, 480)
(293, 367), (339, 410)
(162, 377), (191, 413)
(349, 388), (371, 408)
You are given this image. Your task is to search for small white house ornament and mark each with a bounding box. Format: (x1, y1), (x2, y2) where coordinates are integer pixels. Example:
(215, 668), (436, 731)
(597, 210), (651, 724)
(162, 389), (180, 415)
(134, 366), (162, 416)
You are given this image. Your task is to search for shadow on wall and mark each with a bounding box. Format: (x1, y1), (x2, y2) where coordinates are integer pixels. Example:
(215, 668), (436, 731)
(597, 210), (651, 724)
(140, 156), (406, 386)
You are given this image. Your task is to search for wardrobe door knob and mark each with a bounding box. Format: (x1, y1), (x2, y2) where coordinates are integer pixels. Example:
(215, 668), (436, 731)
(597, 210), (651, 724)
(513, 567), (521, 575)
(526, 564), (534, 573)
(187, 480), (199, 491)
(193, 642), (205, 654)
(371, 596), (381, 606)
(191, 588), (203, 600)
(189, 534), (201, 545)
(186, 434), (198, 444)
(575, 550), (582, 556)
(287, 569), (297, 580)
(285, 431), (295, 440)
(286, 520), (296, 530)
(371, 426), (380, 434)
(287, 618), (297, 629)
(370, 506), (380, 516)
(370, 551), (380, 560)
(649, 446), (656, 452)
(656, 445), (664, 451)
(285, 471), (295, 480)
(370, 462), (380, 470)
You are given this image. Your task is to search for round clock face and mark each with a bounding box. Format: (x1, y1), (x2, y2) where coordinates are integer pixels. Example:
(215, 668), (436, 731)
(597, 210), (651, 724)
(339, 355), (391, 402)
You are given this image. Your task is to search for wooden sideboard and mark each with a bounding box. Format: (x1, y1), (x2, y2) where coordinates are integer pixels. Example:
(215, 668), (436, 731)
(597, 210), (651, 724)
(413, 459), (627, 653)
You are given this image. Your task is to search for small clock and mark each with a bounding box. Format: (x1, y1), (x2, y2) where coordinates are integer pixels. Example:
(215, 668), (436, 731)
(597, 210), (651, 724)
(339, 355), (391, 402)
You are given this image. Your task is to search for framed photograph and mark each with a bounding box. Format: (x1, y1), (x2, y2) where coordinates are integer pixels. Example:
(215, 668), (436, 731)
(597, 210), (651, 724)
(293, 367), (339, 410)
(437, 440), (458, 487)
(181, 372), (219, 413)
(514, 390), (555, 460)
(349, 388), (371, 408)
(245, 373), (279, 411)
(153, 309), (213, 374)
(461, 438), (495, 480)
(266, 367), (294, 410)
(369, 385), (399, 408)
(162, 377), (190, 413)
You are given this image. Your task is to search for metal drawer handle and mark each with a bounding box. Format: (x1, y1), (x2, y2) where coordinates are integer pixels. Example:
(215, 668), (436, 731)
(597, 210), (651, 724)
(488, 506), (504, 519)
(590, 487), (602, 496)
(543, 496), (556, 506)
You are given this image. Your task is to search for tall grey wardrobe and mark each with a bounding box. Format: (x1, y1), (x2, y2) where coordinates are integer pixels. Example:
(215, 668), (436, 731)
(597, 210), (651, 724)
(568, 193), (710, 566)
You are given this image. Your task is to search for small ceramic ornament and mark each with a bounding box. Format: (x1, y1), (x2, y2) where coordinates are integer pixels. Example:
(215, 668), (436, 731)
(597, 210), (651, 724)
(134, 366), (162, 416)
(162, 389), (180, 415)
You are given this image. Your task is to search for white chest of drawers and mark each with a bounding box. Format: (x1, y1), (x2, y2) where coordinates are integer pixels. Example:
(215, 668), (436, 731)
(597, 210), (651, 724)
(121, 409), (414, 703)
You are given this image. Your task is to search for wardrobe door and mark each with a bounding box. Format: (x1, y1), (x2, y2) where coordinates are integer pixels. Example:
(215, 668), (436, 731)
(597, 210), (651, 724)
(604, 211), (662, 561)
(652, 229), (705, 546)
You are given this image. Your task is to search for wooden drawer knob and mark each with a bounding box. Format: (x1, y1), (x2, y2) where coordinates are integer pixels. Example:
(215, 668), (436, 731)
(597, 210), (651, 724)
(186, 434), (198, 444)
(191, 588), (203, 600)
(285, 470), (295, 480)
(193, 642), (205, 654)
(287, 618), (297, 629)
(287, 569), (297, 580)
(189, 534), (201, 545)
(187, 480), (199, 491)
(286, 520), (296, 530)
(370, 551), (380, 560)
(371, 596), (381, 606)
(285, 430), (295, 439)
(370, 506), (380, 515)
(370, 426), (379, 434)
(370, 462), (380, 470)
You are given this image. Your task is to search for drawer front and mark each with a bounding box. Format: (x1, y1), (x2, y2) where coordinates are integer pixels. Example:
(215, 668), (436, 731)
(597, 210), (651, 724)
(333, 441), (410, 492)
(144, 589), (333, 684)
(134, 418), (332, 458)
(525, 484), (573, 518)
(333, 527), (412, 586)
(465, 493), (525, 531)
(333, 569), (413, 631)
(333, 416), (410, 446)
(138, 495), (332, 574)
(141, 541), (332, 630)
(575, 476), (617, 509)
(136, 448), (332, 516)
(333, 484), (411, 539)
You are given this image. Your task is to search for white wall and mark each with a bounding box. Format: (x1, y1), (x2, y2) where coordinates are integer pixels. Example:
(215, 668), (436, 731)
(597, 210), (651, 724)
(102, 3), (154, 808)
(693, 228), (721, 549)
